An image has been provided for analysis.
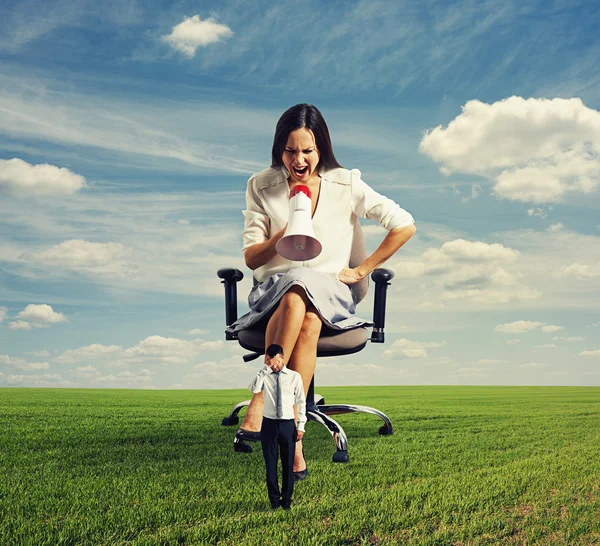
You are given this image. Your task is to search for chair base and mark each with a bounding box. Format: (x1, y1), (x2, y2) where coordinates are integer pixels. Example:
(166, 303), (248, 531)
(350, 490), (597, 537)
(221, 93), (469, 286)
(222, 397), (393, 462)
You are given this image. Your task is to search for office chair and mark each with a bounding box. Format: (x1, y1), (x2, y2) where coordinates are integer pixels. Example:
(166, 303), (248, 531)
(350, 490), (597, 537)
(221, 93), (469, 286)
(218, 222), (395, 463)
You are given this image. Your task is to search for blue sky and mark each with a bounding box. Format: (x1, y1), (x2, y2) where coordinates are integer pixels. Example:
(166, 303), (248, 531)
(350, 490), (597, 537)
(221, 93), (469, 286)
(1, 0), (599, 389)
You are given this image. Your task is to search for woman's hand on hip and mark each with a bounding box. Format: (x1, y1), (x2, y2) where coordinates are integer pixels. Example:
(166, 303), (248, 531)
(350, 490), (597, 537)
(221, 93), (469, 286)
(337, 267), (365, 285)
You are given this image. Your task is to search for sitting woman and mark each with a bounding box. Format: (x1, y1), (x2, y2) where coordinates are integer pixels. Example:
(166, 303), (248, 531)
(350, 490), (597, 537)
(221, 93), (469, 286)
(227, 103), (416, 479)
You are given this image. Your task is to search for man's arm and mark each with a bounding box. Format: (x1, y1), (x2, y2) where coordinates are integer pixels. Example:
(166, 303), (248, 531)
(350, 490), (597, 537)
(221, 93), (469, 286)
(294, 375), (307, 440)
(248, 365), (271, 393)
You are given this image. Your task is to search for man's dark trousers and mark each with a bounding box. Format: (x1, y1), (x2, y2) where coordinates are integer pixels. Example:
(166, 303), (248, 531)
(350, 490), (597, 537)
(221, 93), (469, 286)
(261, 417), (295, 507)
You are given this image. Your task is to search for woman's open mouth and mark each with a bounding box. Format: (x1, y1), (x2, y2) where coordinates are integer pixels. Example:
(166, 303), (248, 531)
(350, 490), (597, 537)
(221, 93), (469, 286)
(293, 166), (309, 176)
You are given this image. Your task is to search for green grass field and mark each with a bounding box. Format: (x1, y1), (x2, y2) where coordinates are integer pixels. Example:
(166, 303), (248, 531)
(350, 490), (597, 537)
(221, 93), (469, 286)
(1, 387), (599, 545)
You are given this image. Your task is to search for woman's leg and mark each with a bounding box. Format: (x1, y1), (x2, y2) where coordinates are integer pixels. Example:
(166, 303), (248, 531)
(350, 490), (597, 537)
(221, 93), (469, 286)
(239, 286), (309, 431)
(288, 308), (321, 395)
(287, 308), (322, 472)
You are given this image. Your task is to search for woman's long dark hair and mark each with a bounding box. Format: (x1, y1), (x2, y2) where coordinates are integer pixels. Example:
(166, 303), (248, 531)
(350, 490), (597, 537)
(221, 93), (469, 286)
(271, 104), (343, 171)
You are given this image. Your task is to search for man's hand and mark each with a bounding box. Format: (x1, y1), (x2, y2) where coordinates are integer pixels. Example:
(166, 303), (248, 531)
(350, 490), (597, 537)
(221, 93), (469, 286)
(295, 430), (304, 442)
(337, 267), (365, 285)
(265, 354), (284, 372)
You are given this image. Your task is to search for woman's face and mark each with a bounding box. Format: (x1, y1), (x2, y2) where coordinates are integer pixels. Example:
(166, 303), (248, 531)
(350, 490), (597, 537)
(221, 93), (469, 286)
(282, 128), (320, 184)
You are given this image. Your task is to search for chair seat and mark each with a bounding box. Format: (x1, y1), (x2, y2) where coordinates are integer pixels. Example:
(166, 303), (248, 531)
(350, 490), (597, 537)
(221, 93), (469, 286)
(237, 326), (370, 357)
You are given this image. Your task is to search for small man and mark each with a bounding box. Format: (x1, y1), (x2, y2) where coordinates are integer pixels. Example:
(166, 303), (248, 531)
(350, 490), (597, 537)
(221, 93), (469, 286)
(249, 343), (306, 510)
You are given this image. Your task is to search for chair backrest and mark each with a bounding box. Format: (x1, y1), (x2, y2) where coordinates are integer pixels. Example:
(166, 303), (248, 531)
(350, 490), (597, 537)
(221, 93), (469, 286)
(348, 219), (369, 304)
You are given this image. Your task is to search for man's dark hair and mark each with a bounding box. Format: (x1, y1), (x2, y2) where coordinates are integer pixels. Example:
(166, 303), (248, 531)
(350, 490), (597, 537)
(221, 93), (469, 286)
(271, 103), (343, 172)
(265, 344), (284, 358)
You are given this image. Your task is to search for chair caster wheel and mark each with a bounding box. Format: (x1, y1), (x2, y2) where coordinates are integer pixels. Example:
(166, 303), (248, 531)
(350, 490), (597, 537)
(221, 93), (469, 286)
(222, 416), (239, 426)
(332, 450), (349, 463)
(378, 425), (393, 436)
(234, 441), (253, 453)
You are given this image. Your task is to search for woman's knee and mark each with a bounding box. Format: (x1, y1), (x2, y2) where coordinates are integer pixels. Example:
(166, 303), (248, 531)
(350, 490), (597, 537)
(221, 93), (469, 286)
(300, 310), (322, 338)
(280, 285), (310, 310)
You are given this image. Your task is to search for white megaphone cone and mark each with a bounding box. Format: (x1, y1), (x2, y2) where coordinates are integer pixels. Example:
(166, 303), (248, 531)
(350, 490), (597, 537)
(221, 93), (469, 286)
(276, 185), (322, 261)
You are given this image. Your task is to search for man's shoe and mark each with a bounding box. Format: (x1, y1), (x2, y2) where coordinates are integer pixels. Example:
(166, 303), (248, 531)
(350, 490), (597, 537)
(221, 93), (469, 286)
(281, 503), (291, 510)
(270, 502), (280, 510)
(235, 428), (261, 442)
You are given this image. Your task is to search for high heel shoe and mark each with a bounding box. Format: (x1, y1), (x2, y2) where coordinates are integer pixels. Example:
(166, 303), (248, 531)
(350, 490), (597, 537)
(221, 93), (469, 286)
(235, 428), (261, 442)
(293, 446), (308, 481)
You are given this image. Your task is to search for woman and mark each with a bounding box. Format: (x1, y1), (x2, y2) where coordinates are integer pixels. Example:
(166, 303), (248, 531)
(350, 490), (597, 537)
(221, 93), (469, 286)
(228, 104), (416, 479)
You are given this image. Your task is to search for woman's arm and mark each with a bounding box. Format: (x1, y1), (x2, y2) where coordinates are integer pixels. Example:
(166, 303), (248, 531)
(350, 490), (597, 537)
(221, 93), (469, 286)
(338, 223), (416, 285)
(243, 225), (287, 270)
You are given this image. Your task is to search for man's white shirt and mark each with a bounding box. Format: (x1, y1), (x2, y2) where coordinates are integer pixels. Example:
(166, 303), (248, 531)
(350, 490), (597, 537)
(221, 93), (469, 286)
(249, 365), (307, 432)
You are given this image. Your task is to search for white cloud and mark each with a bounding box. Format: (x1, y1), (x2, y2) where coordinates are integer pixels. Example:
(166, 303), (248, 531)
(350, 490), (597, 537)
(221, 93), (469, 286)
(0, 307), (6, 322)
(556, 263), (600, 280)
(441, 286), (539, 305)
(126, 336), (199, 363)
(0, 355), (49, 371)
(454, 367), (491, 378)
(199, 340), (225, 350)
(477, 359), (509, 365)
(0, 77), (264, 175)
(15, 304), (68, 329)
(161, 15), (233, 57)
(1, 188), (247, 298)
(506, 339), (521, 344)
(528, 207), (551, 219)
(89, 369), (155, 389)
(494, 321), (563, 334)
(519, 362), (546, 368)
(491, 225), (600, 311)
(541, 325), (564, 333)
(0, 158), (85, 196)
(426, 239), (519, 264)
(580, 350), (600, 357)
(56, 344), (123, 365)
(178, 353), (406, 389)
(30, 239), (135, 278)
(420, 96), (600, 203)
(393, 238), (535, 307)
(27, 350), (51, 357)
(553, 336), (585, 343)
(3, 373), (72, 387)
(55, 335), (226, 369)
(382, 338), (446, 360)
(189, 329), (209, 336)
(192, 361), (217, 370)
(9, 320), (32, 330)
(537, 344), (557, 348)
(495, 320), (542, 333)
(176, 354), (253, 389)
(74, 365), (101, 379)
(416, 300), (446, 310)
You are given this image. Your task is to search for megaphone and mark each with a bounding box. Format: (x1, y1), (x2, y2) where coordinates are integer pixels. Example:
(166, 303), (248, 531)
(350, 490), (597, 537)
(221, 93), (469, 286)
(276, 185), (322, 261)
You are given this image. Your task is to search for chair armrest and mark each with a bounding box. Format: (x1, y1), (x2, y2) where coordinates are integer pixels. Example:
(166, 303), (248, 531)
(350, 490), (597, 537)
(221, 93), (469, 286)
(217, 268), (244, 282)
(371, 268), (394, 343)
(217, 268), (244, 339)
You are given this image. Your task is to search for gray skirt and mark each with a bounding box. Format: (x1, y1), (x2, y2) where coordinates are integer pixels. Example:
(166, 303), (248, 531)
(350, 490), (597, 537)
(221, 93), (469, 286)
(226, 267), (372, 334)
